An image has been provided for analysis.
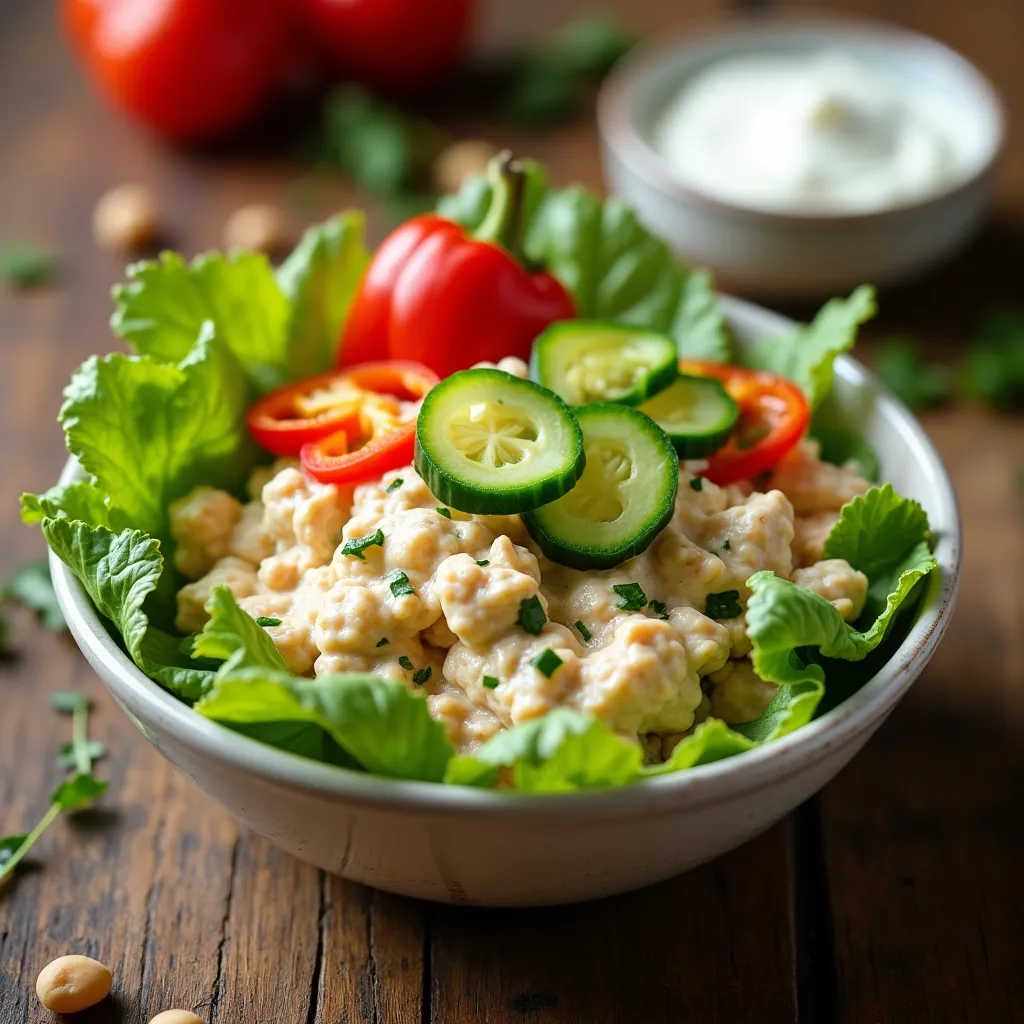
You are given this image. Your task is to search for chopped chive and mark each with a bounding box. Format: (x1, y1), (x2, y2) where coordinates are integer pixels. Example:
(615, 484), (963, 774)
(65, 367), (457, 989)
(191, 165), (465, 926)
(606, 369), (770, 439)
(612, 582), (647, 611)
(385, 478), (404, 493)
(516, 595), (547, 635)
(255, 616), (282, 627)
(376, 637), (390, 648)
(722, 540), (732, 552)
(689, 477), (704, 491)
(386, 569), (414, 597)
(398, 655), (414, 671)
(482, 675), (501, 689)
(412, 666), (432, 685)
(475, 559), (490, 567)
(649, 600), (669, 620)
(573, 620), (592, 642)
(531, 649), (563, 678)
(341, 528), (385, 559)
(436, 506), (452, 518)
(705, 590), (742, 621)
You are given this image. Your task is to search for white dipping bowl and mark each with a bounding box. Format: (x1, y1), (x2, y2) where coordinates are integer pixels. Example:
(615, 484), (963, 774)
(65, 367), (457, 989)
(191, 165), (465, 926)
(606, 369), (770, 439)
(598, 17), (1004, 298)
(51, 298), (961, 907)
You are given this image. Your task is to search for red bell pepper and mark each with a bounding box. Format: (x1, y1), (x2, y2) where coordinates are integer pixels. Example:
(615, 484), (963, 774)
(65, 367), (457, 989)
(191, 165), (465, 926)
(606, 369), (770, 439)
(338, 152), (575, 378)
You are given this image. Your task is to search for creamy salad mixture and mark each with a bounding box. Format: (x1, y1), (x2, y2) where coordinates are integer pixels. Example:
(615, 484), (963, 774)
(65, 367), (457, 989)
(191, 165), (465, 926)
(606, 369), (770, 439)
(171, 425), (869, 761)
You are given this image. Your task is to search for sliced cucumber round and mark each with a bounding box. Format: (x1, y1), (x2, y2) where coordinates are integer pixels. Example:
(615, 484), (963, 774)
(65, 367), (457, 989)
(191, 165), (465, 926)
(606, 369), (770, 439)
(415, 368), (584, 515)
(529, 321), (679, 406)
(523, 403), (678, 570)
(637, 373), (739, 458)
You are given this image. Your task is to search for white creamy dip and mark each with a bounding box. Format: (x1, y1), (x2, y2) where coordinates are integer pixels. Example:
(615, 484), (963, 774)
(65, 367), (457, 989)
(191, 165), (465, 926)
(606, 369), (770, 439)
(655, 51), (965, 214)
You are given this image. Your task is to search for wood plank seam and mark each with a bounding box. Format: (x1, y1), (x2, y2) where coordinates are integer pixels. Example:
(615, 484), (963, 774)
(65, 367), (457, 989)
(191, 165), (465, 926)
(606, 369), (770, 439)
(209, 833), (241, 1022)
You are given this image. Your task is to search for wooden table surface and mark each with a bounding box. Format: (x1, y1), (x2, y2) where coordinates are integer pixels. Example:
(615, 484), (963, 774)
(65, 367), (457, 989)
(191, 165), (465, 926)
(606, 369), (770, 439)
(1, 1), (1022, 1021)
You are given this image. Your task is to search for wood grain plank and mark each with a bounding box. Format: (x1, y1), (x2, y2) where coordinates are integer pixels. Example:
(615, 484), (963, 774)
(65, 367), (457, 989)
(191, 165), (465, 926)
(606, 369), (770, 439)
(428, 824), (796, 1024)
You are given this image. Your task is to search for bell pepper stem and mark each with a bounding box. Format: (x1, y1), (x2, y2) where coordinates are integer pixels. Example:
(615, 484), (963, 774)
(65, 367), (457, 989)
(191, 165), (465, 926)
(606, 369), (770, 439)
(474, 150), (530, 265)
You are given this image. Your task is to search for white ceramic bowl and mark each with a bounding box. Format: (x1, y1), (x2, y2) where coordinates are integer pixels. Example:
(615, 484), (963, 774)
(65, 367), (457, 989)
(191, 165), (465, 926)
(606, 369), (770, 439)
(51, 297), (961, 907)
(598, 17), (1005, 298)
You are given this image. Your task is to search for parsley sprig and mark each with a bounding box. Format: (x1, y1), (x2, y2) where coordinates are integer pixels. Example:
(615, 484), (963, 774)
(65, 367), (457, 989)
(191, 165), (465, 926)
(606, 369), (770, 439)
(516, 595), (547, 635)
(341, 528), (385, 560)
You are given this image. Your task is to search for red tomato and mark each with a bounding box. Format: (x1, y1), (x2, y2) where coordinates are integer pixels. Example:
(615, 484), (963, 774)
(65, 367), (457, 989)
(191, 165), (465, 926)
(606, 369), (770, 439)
(296, 0), (474, 92)
(62, 0), (288, 143)
(682, 361), (810, 486)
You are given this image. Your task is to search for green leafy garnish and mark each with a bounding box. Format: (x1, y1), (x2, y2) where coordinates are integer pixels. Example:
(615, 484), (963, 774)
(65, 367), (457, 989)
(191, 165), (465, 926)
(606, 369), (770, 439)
(745, 285), (876, 407)
(705, 591), (742, 621)
(255, 616), (282, 628)
(385, 478), (404, 494)
(1, 242), (57, 287)
(516, 595), (547, 635)
(875, 338), (951, 410)
(435, 507), (452, 519)
(476, 559), (490, 567)
(398, 655), (414, 671)
(0, 561), (66, 632)
(386, 569), (414, 598)
(531, 648), (563, 678)
(721, 540), (731, 552)
(573, 620), (592, 642)
(192, 587), (287, 675)
(689, 477), (703, 491)
(412, 666), (432, 685)
(341, 528), (385, 560)
(612, 582), (647, 611)
(376, 637), (389, 648)
(482, 676), (501, 690)
(649, 600), (669, 620)
(962, 311), (1024, 410)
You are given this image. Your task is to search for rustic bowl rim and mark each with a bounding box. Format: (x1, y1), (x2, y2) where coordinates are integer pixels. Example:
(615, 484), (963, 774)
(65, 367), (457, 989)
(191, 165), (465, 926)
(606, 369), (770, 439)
(50, 295), (961, 822)
(597, 12), (1006, 226)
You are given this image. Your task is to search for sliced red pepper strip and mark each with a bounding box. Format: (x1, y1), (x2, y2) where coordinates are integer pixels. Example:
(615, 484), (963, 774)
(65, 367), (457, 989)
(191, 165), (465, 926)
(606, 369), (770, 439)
(681, 360), (810, 486)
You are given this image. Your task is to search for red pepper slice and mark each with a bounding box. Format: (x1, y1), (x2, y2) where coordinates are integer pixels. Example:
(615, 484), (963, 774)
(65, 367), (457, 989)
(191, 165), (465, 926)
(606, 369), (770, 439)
(297, 361), (438, 485)
(338, 152), (575, 377)
(682, 361), (810, 486)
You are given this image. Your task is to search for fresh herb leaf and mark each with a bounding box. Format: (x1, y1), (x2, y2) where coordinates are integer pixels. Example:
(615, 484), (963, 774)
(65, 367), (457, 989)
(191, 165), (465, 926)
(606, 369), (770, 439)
(573, 620), (592, 642)
(386, 569), (414, 598)
(435, 507), (452, 519)
(57, 740), (107, 771)
(255, 616), (282, 628)
(689, 477), (703, 491)
(0, 836), (28, 870)
(476, 559), (490, 567)
(385, 478), (404, 494)
(341, 528), (385, 560)
(962, 311), (1024, 410)
(482, 675), (501, 689)
(649, 600), (669, 620)
(721, 540), (732, 552)
(376, 637), (389, 648)
(1, 243), (57, 287)
(412, 666), (432, 685)
(612, 582), (648, 611)
(531, 648), (563, 678)
(875, 338), (951, 410)
(705, 590), (742, 620)
(49, 692), (90, 713)
(398, 655), (414, 671)
(516, 595), (547, 635)
(0, 561), (65, 631)
(51, 773), (110, 812)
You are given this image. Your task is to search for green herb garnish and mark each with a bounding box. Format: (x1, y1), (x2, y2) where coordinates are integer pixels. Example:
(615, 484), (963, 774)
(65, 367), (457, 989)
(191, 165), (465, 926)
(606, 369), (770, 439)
(341, 528), (385, 560)
(255, 616), (282, 627)
(398, 655), (414, 671)
(436, 507), (452, 519)
(482, 676), (501, 689)
(574, 620), (592, 642)
(649, 600), (669, 620)
(385, 478), (404, 493)
(531, 649), (563, 678)
(689, 477), (703, 491)
(387, 569), (414, 598)
(376, 637), (390, 648)
(1, 243), (58, 288)
(476, 559), (490, 567)
(412, 666), (432, 685)
(516, 595), (547, 635)
(722, 540), (731, 552)
(612, 582), (647, 611)
(705, 590), (743, 621)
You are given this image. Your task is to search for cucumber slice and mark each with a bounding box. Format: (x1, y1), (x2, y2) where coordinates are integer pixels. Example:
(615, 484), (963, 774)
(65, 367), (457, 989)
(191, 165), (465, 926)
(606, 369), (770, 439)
(415, 369), (584, 515)
(524, 403), (678, 570)
(530, 321), (678, 406)
(638, 373), (739, 458)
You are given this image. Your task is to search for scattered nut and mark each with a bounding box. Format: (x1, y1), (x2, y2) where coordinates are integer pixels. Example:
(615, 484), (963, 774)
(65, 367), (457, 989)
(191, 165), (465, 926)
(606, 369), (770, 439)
(150, 1010), (206, 1024)
(433, 139), (499, 194)
(36, 954), (112, 1013)
(223, 203), (290, 254)
(92, 183), (158, 253)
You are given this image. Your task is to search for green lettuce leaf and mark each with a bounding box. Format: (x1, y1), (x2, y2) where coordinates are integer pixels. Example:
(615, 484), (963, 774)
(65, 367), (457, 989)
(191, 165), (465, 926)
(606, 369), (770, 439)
(811, 425), (881, 482)
(275, 212), (370, 378)
(192, 586), (287, 674)
(647, 718), (755, 774)
(445, 709), (643, 792)
(41, 518), (213, 700)
(746, 285), (876, 407)
(195, 667), (453, 781)
(58, 322), (256, 553)
(20, 481), (125, 530)
(438, 173), (730, 361)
